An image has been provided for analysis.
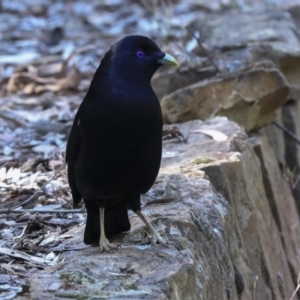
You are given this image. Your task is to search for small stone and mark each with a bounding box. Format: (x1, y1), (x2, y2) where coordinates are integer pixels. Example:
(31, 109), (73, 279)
(47, 282), (61, 292)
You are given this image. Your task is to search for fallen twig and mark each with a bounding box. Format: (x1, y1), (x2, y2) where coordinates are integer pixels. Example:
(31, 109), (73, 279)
(292, 173), (300, 190)
(187, 27), (221, 74)
(0, 208), (86, 214)
(0, 208), (84, 214)
(0, 247), (56, 266)
(163, 126), (188, 143)
(290, 271), (300, 300)
(144, 197), (175, 206)
(273, 121), (300, 146)
(143, 193), (175, 206)
(12, 163), (66, 210)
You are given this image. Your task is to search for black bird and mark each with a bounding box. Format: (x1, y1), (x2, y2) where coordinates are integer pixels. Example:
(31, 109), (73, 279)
(66, 35), (178, 252)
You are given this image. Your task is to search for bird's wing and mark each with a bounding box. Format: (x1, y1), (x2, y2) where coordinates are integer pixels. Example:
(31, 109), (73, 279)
(66, 112), (82, 206)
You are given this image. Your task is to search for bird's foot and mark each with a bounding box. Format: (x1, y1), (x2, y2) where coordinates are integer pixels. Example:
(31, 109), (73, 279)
(99, 236), (119, 252)
(135, 210), (167, 247)
(147, 229), (167, 247)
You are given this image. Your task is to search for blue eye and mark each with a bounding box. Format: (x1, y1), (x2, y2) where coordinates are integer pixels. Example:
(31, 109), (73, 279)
(136, 51), (145, 58)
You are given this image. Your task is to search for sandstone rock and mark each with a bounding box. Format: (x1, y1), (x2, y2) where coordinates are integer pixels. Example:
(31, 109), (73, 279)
(24, 118), (299, 300)
(161, 66), (289, 132)
(189, 8), (300, 212)
(191, 10), (298, 50)
(188, 9), (300, 100)
(250, 130), (300, 280)
(154, 9), (300, 105)
(262, 110), (285, 167)
(271, 43), (300, 100)
(152, 43), (281, 101)
(152, 65), (217, 100)
(281, 101), (300, 209)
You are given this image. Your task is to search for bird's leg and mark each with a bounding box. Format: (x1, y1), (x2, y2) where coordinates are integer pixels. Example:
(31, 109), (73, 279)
(99, 207), (118, 252)
(135, 210), (167, 246)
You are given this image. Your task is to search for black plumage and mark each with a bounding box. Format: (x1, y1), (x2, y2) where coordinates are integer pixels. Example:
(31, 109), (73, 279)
(66, 35), (178, 251)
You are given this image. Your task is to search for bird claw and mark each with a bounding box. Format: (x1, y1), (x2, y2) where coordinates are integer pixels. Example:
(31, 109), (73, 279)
(147, 231), (167, 247)
(99, 236), (119, 253)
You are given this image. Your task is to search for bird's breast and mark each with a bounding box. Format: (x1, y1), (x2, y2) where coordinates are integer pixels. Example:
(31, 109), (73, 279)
(75, 89), (163, 197)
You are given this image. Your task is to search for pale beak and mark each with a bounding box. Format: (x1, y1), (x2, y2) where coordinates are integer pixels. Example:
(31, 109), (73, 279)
(157, 53), (179, 66)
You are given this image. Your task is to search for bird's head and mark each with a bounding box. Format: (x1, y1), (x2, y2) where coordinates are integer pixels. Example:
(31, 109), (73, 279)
(101, 35), (178, 83)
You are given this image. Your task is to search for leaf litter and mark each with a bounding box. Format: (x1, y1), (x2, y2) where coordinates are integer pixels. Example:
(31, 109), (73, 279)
(0, 0), (273, 298)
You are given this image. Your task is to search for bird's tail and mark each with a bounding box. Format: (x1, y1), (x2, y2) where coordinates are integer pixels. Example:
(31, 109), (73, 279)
(83, 199), (131, 245)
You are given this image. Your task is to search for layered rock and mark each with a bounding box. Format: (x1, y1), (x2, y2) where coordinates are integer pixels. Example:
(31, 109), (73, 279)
(161, 65), (289, 132)
(17, 7), (300, 300)
(158, 7), (300, 212)
(25, 118), (300, 300)
(158, 9), (300, 134)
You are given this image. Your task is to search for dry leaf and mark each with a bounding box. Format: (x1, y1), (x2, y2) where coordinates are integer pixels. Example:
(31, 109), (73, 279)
(0, 247), (56, 266)
(190, 129), (228, 142)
